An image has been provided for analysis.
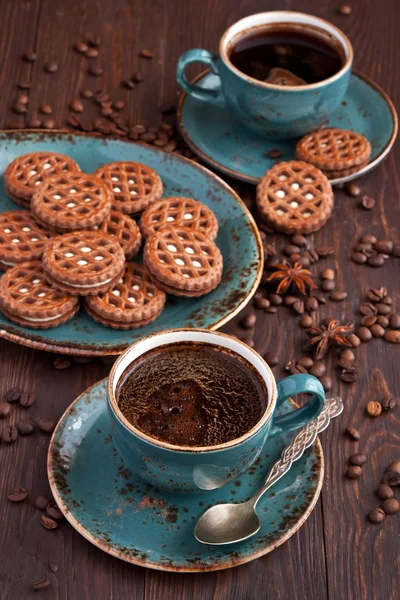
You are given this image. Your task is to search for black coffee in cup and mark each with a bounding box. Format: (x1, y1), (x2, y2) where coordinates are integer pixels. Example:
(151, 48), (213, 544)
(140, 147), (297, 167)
(117, 341), (268, 447)
(228, 24), (345, 85)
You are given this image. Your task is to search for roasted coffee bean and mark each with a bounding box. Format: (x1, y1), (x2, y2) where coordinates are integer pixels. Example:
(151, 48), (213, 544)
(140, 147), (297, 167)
(366, 401), (382, 417)
(297, 256), (311, 268)
(367, 289), (382, 302)
(18, 80), (31, 89)
(392, 242), (400, 257)
(95, 90), (110, 103)
(240, 313), (256, 329)
(320, 375), (332, 392)
(384, 330), (400, 344)
(28, 118), (42, 128)
(85, 47), (99, 59)
(283, 244), (300, 256)
(82, 120), (94, 132)
(348, 333), (361, 348)
(361, 315), (377, 327)
(154, 138), (168, 148)
(140, 132), (157, 142)
(370, 324), (385, 338)
(345, 426), (360, 440)
(0, 402), (11, 418)
(356, 326), (373, 342)
(304, 297), (318, 312)
(239, 336), (254, 348)
(293, 365), (308, 374)
(321, 279), (335, 292)
(7, 487), (28, 502)
(346, 466), (362, 479)
(89, 65), (104, 76)
(131, 72), (143, 83)
(2, 426), (18, 443)
(315, 245), (334, 257)
(80, 88), (93, 99)
(330, 291), (348, 302)
(338, 4), (352, 15)
(285, 360), (296, 372)
(312, 292), (326, 304)
(12, 102), (27, 114)
(291, 234), (308, 247)
(349, 453), (367, 467)
(67, 114), (81, 128)
(269, 293), (283, 306)
(299, 315), (313, 328)
(292, 299), (304, 314)
(351, 251), (367, 264)
(374, 240), (393, 254)
(267, 148), (282, 158)
(382, 295), (392, 305)
(367, 255), (385, 267)
(264, 351), (279, 366)
(376, 303), (391, 315)
(74, 41), (88, 53)
(40, 103), (53, 115)
(254, 297), (270, 310)
(46, 503), (64, 520)
(297, 357), (314, 369)
(49, 563), (59, 573)
(33, 579), (51, 591)
(341, 369), (357, 384)
(44, 61), (58, 73)
(383, 471), (400, 487)
(36, 417), (56, 433)
(368, 508), (385, 524)
(16, 94), (29, 105)
(376, 316), (389, 328)
(345, 182), (360, 197)
(386, 460), (400, 475)
(360, 195), (375, 210)
(17, 419), (34, 435)
(354, 242), (373, 254)
(87, 34), (101, 46)
(382, 498), (400, 515)
(35, 496), (50, 511)
(164, 140), (178, 152)
(70, 99), (84, 113)
(101, 106), (113, 116)
(283, 295), (297, 306)
(376, 483), (394, 500)
(340, 349), (355, 363)
(140, 48), (154, 58)
(113, 100), (125, 110)
(122, 79), (135, 89)
(23, 50), (37, 62)
(19, 391), (35, 408)
(360, 234), (377, 244)
(41, 515), (58, 530)
(321, 268), (335, 280)
(42, 116), (56, 128)
(360, 302), (377, 316)
(306, 248), (319, 263)
(53, 357), (72, 370)
(381, 395), (396, 411)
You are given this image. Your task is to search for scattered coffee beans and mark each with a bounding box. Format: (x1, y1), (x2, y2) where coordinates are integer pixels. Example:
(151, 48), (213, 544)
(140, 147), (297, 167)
(19, 391), (35, 408)
(376, 483), (394, 500)
(70, 99), (84, 112)
(384, 330), (400, 343)
(349, 453), (367, 467)
(85, 47), (99, 59)
(321, 268), (335, 280)
(254, 297), (270, 310)
(346, 466), (362, 479)
(330, 291), (348, 302)
(310, 362), (326, 377)
(36, 417), (56, 433)
(300, 315), (313, 328)
(240, 313), (256, 329)
(49, 564), (59, 573)
(53, 356), (72, 370)
(4, 387), (22, 402)
(17, 419), (35, 435)
(355, 326), (372, 342)
(346, 182), (360, 196)
(345, 426), (360, 440)
(46, 503), (64, 520)
(320, 375), (332, 392)
(368, 507), (385, 524)
(0, 402), (11, 418)
(264, 351), (279, 366)
(348, 333), (361, 348)
(366, 401), (382, 417)
(381, 395), (396, 411)
(44, 60), (58, 73)
(360, 195), (375, 210)
(140, 49), (154, 59)
(40, 515), (58, 530)
(35, 496), (50, 511)
(2, 425), (18, 443)
(7, 488), (28, 502)
(370, 324), (385, 338)
(23, 50), (37, 62)
(42, 118), (55, 129)
(382, 498), (399, 515)
(74, 41), (88, 53)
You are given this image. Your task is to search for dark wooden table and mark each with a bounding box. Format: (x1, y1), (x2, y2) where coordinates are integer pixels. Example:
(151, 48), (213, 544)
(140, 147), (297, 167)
(0, 0), (399, 598)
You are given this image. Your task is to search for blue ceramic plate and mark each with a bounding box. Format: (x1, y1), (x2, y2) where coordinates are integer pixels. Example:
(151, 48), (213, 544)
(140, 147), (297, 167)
(178, 71), (398, 185)
(47, 379), (324, 572)
(0, 131), (262, 355)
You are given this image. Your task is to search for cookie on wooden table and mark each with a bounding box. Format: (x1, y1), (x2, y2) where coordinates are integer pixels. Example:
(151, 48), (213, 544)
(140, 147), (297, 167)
(140, 197), (218, 240)
(42, 231), (125, 296)
(0, 261), (79, 329)
(99, 210), (142, 259)
(31, 172), (111, 233)
(0, 210), (54, 270)
(4, 152), (80, 208)
(84, 263), (166, 329)
(95, 161), (163, 215)
(143, 227), (223, 297)
(256, 161), (334, 234)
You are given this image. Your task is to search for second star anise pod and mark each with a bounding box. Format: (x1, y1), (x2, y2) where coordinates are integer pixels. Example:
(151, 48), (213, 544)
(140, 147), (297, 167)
(267, 261), (317, 295)
(305, 319), (354, 360)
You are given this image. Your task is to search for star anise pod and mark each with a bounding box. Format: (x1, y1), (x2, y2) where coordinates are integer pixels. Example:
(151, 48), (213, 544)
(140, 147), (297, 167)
(305, 320), (354, 360)
(267, 261), (317, 295)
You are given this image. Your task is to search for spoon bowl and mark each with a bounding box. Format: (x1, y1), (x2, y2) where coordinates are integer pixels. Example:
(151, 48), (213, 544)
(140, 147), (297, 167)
(194, 500), (261, 545)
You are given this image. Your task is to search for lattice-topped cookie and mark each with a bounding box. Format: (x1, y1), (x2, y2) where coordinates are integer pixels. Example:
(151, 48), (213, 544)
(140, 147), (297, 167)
(95, 161), (163, 215)
(0, 261), (79, 329)
(0, 210), (55, 270)
(42, 231), (125, 296)
(256, 161), (334, 234)
(5, 152), (80, 208)
(85, 263), (166, 329)
(143, 227), (223, 297)
(99, 210), (142, 259)
(31, 172), (111, 233)
(296, 128), (371, 171)
(140, 197), (218, 240)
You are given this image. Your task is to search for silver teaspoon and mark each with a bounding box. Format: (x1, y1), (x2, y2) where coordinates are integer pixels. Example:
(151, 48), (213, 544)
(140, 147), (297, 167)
(194, 396), (343, 545)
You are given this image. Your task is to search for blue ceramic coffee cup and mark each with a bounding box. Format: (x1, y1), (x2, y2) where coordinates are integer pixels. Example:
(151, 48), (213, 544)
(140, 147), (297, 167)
(176, 11), (353, 138)
(108, 329), (325, 493)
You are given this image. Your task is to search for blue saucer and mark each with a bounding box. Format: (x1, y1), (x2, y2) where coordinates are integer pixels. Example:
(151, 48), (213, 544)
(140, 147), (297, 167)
(48, 379), (324, 572)
(178, 71), (397, 185)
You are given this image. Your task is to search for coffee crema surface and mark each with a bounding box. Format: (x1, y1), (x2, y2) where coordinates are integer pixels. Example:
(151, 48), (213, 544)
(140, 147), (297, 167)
(228, 25), (344, 85)
(117, 341), (268, 447)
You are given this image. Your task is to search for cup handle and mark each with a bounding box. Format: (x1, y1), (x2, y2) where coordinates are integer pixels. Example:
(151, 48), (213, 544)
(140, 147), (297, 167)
(269, 374), (326, 438)
(176, 49), (221, 101)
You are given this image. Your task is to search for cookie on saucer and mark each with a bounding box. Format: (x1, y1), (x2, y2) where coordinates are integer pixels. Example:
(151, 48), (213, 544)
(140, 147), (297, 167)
(0, 210), (54, 270)
(84, 263), (166, 329)
(31, 172), (111, 233)
(42, 231), (125, 296)
(99, 210), (142, 259)
(0, 261), (79, 329)
(256, 161), (334, 234)
(4, 152), (80, 208)
(95, 161), (163, 215)
(143, 226), (223, 297)
(140, 197), (218, 240)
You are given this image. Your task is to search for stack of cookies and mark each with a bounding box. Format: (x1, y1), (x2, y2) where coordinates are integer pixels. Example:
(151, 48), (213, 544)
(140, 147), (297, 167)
(0, 152), (222, 330)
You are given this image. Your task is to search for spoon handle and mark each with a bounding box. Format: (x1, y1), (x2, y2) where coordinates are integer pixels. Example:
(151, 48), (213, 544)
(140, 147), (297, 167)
(252, 396), (343, 507)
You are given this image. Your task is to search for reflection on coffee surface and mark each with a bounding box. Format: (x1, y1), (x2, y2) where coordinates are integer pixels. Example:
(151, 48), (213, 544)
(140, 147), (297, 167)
(229, 25), (344, 85)
(117, 341), (268, 447)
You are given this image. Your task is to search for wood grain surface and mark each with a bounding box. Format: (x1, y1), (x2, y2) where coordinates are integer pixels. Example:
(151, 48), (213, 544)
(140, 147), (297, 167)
(0, 0), (399, 598)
